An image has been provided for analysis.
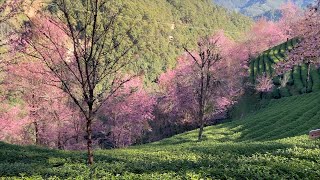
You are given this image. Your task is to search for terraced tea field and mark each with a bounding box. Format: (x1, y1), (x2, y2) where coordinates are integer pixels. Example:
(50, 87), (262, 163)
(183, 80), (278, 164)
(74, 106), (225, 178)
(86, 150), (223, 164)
(1, 92), (320, 179)
(249, 38), (320, 98)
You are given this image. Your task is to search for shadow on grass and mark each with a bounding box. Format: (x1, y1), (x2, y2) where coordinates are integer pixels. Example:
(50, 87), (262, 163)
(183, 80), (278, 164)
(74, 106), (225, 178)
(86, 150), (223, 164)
(89, 141), (298, 179)
(1, 138), (318, 179)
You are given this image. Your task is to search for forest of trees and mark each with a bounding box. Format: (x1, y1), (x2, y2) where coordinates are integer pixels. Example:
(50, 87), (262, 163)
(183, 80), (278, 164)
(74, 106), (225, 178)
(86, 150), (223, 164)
(1, 0), (320, 166)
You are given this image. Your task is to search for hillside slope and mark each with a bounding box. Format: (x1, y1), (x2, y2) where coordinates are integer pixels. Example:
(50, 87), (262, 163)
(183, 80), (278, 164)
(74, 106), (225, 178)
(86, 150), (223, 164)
(249, 38), (320, 98)
(6, 0), (252, 84)
(98, 0), (253, 83)
(1, 93), (320, 179)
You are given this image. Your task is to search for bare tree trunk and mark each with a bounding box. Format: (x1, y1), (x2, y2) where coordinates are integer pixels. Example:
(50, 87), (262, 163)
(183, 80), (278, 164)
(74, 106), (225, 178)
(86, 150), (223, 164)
(198, 72), (205, 141)
(86, 106), (94, 165)
(76, 134), (79, 143)
(57, 132), (63, 150)
(56, 113), (63, 150)
(198, 110), (204, 141)
(34, 121), (40, 145)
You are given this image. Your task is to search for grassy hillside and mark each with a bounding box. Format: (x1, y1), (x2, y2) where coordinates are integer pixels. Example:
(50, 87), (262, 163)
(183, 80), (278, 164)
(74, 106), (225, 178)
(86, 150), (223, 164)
(1, 92), (320, 179)
(249, 38), (320, 98)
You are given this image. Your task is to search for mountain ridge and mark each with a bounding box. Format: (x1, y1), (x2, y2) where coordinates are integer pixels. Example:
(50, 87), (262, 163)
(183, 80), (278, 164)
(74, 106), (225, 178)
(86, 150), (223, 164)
(213, 0), (314, 19)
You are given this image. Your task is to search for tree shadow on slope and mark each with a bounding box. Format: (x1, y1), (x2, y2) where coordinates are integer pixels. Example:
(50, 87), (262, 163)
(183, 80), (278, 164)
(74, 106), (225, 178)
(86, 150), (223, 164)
(91, 141), (308, 179)
(2, 138), (319, 179)
(0, 142), (121, 178)
(146, 132), (198, 147)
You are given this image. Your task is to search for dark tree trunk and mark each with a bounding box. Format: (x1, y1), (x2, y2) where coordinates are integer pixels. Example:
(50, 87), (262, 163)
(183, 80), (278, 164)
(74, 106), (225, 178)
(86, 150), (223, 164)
(57, 132), (63, 150)
(198, 111), (204, 141)
(34, 121), (40, 145)
(56, 114), (63, 150)
(198, 71), (205, 141)
(75, 134), (79, 143)
(86, 104), (94, 165)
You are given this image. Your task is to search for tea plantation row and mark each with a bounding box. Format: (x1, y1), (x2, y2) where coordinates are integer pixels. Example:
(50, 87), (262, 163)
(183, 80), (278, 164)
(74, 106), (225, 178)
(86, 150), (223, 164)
(1, 92), (320, 179)
(249, 38), (320, 98)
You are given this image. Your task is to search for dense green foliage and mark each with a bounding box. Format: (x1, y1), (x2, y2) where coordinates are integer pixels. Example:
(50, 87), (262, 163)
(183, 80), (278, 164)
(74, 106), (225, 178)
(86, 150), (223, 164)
(249, 38), (320, 98)
(73, 0), (252, 84)
(1, 92), (320, 179)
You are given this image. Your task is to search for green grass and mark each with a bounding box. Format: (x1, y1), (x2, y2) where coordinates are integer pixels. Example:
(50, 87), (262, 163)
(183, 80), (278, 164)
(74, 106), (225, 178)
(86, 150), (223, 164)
(1, 93), (320, 179)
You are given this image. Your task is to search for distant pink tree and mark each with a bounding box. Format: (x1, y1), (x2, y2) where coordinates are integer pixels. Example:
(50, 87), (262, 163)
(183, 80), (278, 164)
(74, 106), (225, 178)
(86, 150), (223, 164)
(234, 14), (295, 86)
(276, 1), (320, 88)
(158, 57), (196, 125)
(255, 74), (274, 93)
(160, 33), (243, 141)
(4, 58), (82, 149)
(245, 18), (287, 57)
(0, 104), (29, 143)
(99, 77), (156, 148)
(278, 1), (303, 38)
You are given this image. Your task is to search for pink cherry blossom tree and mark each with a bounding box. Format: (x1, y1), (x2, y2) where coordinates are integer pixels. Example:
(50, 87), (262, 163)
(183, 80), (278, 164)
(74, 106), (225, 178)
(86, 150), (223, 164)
(0, 104), (29, 143)
(98, 77), (156, 148)
(278, 1), (303, 38)
(14, 0), (138, 165)
(4, 57), (83, 149)
(244, 18), (288, 58)
(255, 73), (274, 99)
(276, 1), (320, 89)
(159, 33), (243, 141)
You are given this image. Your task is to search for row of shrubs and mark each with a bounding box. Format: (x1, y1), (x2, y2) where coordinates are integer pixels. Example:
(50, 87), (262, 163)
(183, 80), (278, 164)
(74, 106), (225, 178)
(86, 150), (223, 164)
(249, 38), (320, 99)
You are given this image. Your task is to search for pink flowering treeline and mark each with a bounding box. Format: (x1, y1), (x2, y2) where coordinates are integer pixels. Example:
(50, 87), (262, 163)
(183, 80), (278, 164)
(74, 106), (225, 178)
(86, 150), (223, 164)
(0, 1), (318, 152)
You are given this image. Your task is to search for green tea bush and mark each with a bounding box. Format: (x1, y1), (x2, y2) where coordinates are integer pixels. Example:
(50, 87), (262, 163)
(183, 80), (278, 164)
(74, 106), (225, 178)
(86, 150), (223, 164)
(272, 76), (281, 85)
(279, 87), (291, 97)
(311, 67), (320, 92)
(253, 58), (259, 80)
(292, 66), (304, 93)
(258, 56), (263, 75)
(268, 50), (278, 63)
(264, 55), (272, 76)
(271, 87), (281, 99)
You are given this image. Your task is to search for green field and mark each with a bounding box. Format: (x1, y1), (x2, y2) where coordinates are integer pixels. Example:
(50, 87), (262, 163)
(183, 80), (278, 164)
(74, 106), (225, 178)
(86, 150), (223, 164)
(249, 38), (320, 98)
(1, 92), (320, 179)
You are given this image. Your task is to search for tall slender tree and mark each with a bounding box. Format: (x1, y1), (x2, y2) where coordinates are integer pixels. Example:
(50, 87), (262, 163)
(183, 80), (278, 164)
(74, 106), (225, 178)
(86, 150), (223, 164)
(182, 35), (241, 140)
(16, 0), (138, 165)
